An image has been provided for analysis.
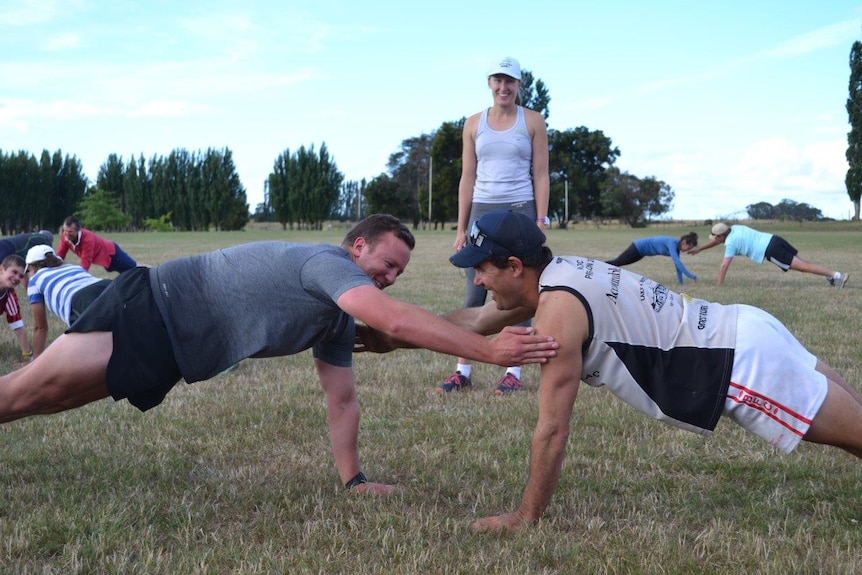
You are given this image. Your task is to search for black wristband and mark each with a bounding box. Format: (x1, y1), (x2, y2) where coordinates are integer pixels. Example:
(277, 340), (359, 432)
(344, 471), (367, 490)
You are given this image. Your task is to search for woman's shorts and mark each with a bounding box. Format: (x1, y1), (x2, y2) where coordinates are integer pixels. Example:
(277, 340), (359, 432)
(67, 267), (182, 411)
(764, 235), (798, 271)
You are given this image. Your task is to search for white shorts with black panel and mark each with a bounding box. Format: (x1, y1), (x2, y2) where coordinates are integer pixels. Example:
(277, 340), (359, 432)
(723, 305), (827, 452)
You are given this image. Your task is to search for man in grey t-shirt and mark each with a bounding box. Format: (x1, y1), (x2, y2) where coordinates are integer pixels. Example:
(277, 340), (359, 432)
(0, 214), (558, 494)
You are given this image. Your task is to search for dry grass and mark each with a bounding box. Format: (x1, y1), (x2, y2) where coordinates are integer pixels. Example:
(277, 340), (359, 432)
(1, 221), (861, 574)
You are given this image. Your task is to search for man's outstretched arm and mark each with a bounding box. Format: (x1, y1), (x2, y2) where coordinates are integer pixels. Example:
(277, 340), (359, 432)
(340, 285), (556, 367)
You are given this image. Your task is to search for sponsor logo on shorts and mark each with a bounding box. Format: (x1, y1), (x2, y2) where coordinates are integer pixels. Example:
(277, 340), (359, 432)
(733, 387), (779, 417)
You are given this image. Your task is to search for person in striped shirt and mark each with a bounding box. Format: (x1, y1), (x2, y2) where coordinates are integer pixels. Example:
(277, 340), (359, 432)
(25, 245), (111, 359)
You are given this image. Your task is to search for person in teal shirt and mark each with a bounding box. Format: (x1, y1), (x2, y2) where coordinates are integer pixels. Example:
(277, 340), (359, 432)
(690, 222), (848, 288)
(606, 232), (699, 285)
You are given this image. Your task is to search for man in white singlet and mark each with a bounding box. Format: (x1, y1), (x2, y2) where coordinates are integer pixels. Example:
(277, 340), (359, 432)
(359, 209), (862, 531)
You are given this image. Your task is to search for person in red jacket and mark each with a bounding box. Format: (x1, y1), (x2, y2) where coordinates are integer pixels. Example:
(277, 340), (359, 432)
(55, 216), (138, 273)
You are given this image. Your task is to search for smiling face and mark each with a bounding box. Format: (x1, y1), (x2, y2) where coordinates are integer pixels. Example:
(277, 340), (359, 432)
(488, 74), (520, 106)
(473, 260), (520, 310)
(0, 262), (25, 289)
(350, 231), (412, 290)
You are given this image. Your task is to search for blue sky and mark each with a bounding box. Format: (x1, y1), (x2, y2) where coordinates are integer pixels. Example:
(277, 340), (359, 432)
(2, 0), (861, 220)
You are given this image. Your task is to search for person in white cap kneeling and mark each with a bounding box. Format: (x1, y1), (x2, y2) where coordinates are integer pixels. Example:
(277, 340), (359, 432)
(25, 244), (112, 359)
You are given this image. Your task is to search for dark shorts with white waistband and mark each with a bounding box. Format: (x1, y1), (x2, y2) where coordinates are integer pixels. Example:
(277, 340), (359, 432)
(66, 267), (182, 412)
(764, 235), (798, 271)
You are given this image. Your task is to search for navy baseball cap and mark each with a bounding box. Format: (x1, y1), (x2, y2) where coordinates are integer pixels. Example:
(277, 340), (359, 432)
(450, 210), (546, 268)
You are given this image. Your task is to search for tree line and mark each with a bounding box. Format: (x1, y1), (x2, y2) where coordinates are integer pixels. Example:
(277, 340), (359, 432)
(0, 67), (680, 234)
(0, 147), (249, 234)
(11, 44), (857, 235)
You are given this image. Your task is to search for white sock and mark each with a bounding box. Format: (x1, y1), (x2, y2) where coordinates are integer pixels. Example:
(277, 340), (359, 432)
(506, 366), (521, 379)
(457, 363), (472, 378)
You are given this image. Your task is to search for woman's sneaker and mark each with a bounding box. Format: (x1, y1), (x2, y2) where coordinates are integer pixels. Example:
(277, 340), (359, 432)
(437, 371), (472, 393)
(829, 272), (849, 288)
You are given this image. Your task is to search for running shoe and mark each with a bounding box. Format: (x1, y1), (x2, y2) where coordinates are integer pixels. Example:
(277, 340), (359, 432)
(437, 371), (472, 393)
(834, 272), (849, 289)
(494, 373), (523, 395)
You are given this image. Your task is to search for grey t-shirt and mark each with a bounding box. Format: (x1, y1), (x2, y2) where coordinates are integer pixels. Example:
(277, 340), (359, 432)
(150, 241), (373, 382)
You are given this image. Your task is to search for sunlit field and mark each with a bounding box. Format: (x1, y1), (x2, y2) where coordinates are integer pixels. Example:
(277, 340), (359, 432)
(1, 220), (861, 574)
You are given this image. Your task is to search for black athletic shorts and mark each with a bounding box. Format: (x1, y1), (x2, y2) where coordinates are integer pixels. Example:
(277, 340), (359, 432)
(763, 235), (798, 272)
(67, 267), (182, 411)
(68, 279), (112, 325)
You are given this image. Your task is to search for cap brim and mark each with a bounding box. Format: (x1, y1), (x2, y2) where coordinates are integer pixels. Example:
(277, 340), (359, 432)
(449, 245), (491, 268)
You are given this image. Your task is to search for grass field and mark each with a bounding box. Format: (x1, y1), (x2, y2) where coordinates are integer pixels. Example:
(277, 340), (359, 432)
(1, 220), (861, 574)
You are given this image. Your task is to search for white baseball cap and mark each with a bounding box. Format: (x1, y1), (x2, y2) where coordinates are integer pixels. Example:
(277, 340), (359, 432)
(26, 244), (55, 265)
(488, 56), (521, 80)
(709, 222), (730, 240)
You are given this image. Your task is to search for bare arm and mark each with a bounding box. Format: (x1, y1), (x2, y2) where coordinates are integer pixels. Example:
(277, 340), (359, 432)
(314, 359), (395, 494)
(31, 302), (49, 358)
(443, 299), (534, 335)
(526, 109), (550, 228)
(717, 256), (733, 286)
(340, 286), (556, 366)
(687, 237), (721, 255)
(455, 114), (480, 251)
(354, 299), (533, 354)
(471, 290), (587, 532)
(13, 324), (30, 357)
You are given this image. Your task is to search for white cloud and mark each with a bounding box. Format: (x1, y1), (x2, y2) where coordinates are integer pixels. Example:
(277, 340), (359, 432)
(131, 100), (210, 118)
(44, 32), (80, 51)
(760, 20), (861, 59)
(0, 0), (60, 26)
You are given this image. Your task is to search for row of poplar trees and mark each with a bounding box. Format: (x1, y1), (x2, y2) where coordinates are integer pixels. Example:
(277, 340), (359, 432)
(846, 29), (862, 220)
(0, 147), (250, 235)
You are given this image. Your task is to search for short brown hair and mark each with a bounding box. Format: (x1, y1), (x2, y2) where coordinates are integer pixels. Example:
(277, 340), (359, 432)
(2, 255), (25, 270)
(342, 214), (415, 251)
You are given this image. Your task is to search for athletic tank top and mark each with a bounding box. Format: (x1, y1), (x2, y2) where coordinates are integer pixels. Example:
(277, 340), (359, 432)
(539, 256), (738, 433)
(473, 106), (534, 203)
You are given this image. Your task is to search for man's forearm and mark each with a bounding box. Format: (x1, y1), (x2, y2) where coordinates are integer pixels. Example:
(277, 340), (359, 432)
(443, 301), (532, 336)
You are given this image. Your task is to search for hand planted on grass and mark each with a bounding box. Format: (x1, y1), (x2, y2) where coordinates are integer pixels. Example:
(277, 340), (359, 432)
(470, 511), (531, 533)
(350, 481), (399, 494)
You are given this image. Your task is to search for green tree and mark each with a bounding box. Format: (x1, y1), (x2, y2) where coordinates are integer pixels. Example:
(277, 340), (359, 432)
(268, 144), (343, 230)
(333, 180), (362, 221)
(520, 70), (551, 120)
(308, 144), (343, 229)
(600, 168), (673, 228)
(774, 198), (823, 221)
(746, 201), (775, 220)
(199, 148), (248, 231)
(0, 150), (38, 233)
(55, 152), (88, 227)
(97, 154), (126, 212)
(123, 154), (150, 228)
(846, 33), (862, 220)
(269, 149), (295, 229)
(76, 188), (131, 231)
(429, 121), (463, 227)
(548, 127), (620, 222)
(387, 133), (432, 225)
(364, 173), (415, 217)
